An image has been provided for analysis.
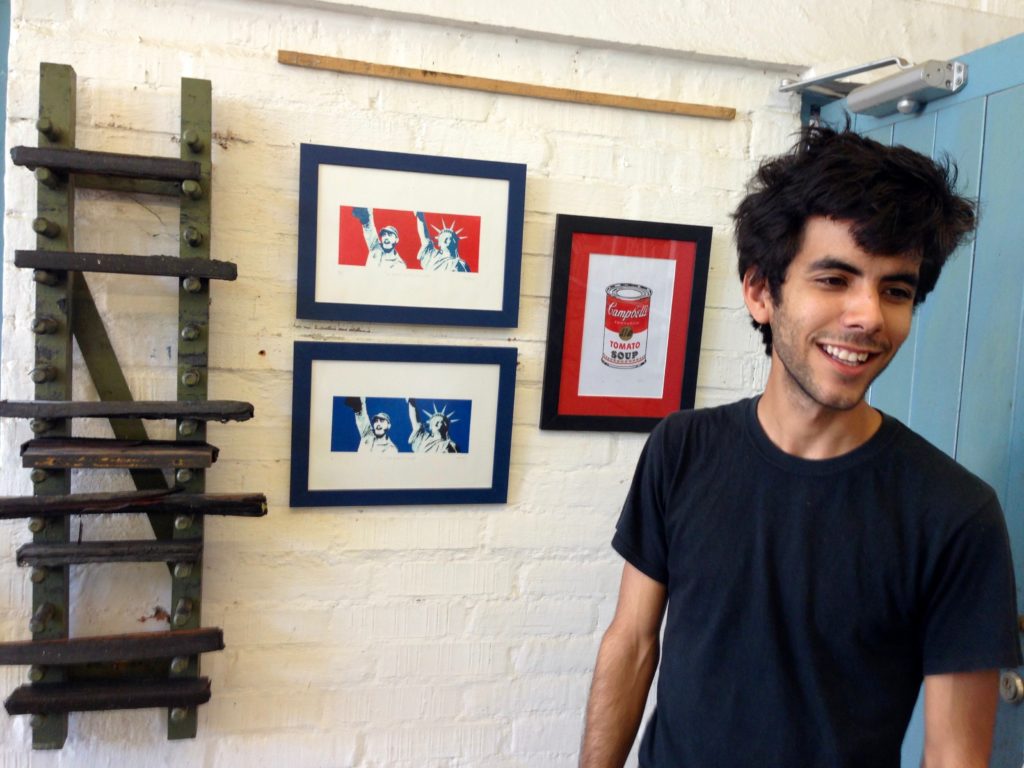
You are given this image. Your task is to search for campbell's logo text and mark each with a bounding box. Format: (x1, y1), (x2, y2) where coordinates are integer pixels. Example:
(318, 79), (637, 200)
(607, 302), (649, 321)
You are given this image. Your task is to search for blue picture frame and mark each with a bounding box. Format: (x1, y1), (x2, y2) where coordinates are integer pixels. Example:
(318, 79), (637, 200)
(290, 341), (518, 507)
(296, 143), (526, 327)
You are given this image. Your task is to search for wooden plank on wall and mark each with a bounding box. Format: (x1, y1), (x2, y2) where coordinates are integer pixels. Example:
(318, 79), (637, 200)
(278, 50), (736, 121)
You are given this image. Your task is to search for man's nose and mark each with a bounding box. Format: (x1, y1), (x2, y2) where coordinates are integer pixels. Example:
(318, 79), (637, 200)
(843, 287), (884, 334)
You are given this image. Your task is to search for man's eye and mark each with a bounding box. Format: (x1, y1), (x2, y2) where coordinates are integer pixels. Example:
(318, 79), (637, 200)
(816, 276), (845, 287)
(885, 287), (915, 301)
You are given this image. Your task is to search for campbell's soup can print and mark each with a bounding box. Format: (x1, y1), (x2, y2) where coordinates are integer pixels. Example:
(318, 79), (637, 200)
(602, 283), (652, 369)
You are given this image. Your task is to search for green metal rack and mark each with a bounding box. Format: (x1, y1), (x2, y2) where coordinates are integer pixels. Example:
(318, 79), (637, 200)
(0, 63), (267, 749)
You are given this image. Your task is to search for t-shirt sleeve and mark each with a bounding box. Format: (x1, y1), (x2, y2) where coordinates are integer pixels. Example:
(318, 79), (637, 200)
(611, 417), (674, 584)
(922, 493), (1023, 674)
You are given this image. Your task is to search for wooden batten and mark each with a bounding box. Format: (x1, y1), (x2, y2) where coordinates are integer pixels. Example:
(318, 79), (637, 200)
(4, 678), (212, 715)
(20, 438), (219, 470)
(0, 490), (267, 519)
(10, 146), (201, 182)
(17, 540), (204, 566)
(0, 399), (253, 422)
(14, 251), (238, 280)
(0, 628), (224, 666)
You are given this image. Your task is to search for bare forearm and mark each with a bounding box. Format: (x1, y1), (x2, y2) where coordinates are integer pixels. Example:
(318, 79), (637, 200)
(921, 670), (998, 768)
(579, 626), (660, 768)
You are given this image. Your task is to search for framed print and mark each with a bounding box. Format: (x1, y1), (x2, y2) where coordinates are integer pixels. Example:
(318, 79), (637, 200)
(296, 143), (526, 327)
(290, 341), (518, 507)
(540, 214), (711, 432)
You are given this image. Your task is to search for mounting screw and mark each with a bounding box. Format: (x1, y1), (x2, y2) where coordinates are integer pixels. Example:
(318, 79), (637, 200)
(28, 516), (46, 533)
(174, 514), (194, 531)
(182, 276), (202, 293)
(180, 324), (200, 342)
(29, 469), (48, 485)
(32, 217), (61, 238)
(31, 316), (59, 335)
(29, 365), (57, 384)
(35, 117), (60, 140)
(30, 567), (48, 584)
(183, 128), (204, 153)
(32, 269), (60, 287)
(169, 707), (188, 723)
(181, 180), (202, 200)
(182, 226), (203, 247)
(28, 666), (45, 683)
(173, 562), (193, 579)
(172, 598), (193, 627)
(175, 468), (193, 485)
(34, 167), (60, 189)
(29, 714), (46, 729)
(169, 656), (189, 674)
(178, 419), (198, 437)
(181, 369), (201, 387)
(29, 419), (52, 435)
(29, 603), (55, 634)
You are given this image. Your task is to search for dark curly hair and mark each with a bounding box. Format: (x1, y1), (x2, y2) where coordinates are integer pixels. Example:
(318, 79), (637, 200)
(733, 125), (976, 355)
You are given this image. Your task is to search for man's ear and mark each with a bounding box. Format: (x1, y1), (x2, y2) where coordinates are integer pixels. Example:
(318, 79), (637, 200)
(742, 268), (773, 325)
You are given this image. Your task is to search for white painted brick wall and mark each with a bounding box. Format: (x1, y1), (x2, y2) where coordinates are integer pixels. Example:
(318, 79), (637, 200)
(1, 1), (1022, 765)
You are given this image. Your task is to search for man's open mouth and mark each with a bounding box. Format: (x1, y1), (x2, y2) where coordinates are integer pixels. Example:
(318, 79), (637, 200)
(822, 343), (871, 366)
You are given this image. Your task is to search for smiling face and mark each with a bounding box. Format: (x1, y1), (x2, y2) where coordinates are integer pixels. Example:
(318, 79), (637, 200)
(746, 216), (920, 414)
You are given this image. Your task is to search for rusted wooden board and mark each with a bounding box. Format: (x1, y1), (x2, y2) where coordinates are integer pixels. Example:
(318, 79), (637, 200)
(0, 399), (253, 422)
(10, 146), (201, 182)
(0, 628), (224, 666)
(0, 490), (267, 519)
(21, 438), (218, 470)
(4, 677), (211, 715)
(15, 250), (237, 280)
(17, 539), (203, 566)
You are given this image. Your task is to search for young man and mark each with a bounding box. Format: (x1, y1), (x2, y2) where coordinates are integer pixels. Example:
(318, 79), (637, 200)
(580, 127), (1021, 768)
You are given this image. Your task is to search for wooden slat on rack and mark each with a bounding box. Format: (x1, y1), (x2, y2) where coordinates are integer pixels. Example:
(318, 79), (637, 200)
(4, 677), (211, 715)
(0, 628), (224, 666)
(10, 146), (201, 182)
(21, 438), (218, 470)
(17, 540), (204, 567)
(14, 251), (237, 280)
(0, 400), (253, 422)
(0, 490), (267, 519)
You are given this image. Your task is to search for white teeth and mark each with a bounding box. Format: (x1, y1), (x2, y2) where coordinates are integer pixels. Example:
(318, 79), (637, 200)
(824, 344), (869, 364)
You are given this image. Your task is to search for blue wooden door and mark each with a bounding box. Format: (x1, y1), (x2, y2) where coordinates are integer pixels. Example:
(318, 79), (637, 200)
(820, 33), (1024, 768)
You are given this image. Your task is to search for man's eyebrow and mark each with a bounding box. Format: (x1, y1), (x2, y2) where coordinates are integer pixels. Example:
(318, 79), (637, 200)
(808, 257), (919, 287)
(808, 257), (862, 275)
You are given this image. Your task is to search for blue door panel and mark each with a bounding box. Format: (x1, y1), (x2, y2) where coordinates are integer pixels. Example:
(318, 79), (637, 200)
(955, 84), (1024, 500)
(908, 99), (985, 453)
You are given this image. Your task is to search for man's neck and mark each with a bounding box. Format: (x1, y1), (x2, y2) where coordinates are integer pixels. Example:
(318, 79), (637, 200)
(756, 381), (882, 460)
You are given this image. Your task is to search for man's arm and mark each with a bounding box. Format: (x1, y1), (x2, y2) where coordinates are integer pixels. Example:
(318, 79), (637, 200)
(921, 669), (1000, 768)
(352, 207), (377, 249)
(580, 562), (667, 768)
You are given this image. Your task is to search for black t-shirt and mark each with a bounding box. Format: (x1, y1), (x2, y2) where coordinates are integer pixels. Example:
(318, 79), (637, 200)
(613, 398), (1021, 768)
